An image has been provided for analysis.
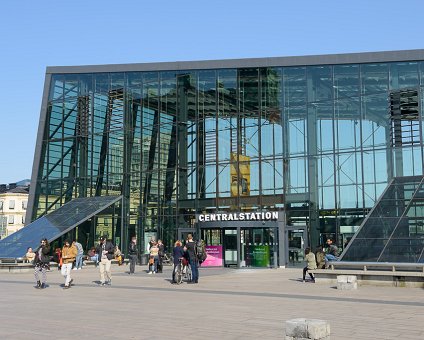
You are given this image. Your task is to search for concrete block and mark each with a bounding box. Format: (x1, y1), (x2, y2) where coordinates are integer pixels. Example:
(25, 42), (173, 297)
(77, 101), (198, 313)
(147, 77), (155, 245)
(337, 275), (358, 290)
(285, 318), (330, 339)
(307, 319), (331, 339)
(286, 318), (308, 338)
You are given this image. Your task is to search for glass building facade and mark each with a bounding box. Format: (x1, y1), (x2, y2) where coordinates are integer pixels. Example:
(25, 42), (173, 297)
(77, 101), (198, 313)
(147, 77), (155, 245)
(26, 50), (424, 266)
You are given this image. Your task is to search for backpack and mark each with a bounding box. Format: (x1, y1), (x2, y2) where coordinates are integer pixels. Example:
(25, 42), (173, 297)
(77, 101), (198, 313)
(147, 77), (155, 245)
(195, 240), (207, 263)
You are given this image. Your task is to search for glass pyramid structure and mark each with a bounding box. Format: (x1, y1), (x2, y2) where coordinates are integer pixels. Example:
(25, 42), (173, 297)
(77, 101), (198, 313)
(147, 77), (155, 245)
(0, 195), (121, 258)
(341, 176), (424, 263)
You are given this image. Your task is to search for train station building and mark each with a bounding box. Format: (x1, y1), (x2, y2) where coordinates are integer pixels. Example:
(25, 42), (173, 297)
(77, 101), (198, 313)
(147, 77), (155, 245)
(2, 49), (424, 267)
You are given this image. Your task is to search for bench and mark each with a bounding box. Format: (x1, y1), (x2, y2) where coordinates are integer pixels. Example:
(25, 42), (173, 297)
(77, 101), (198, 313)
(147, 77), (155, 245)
(83, 259), (129, 266)
(309, 261), (424, 288)
(0, 261), (58, 273)
(0, 257), (25, 264)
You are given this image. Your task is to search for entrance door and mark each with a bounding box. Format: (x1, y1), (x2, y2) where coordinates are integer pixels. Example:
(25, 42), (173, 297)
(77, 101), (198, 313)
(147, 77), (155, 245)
(200, 228), (223, 267)
(223, 228), (237, 267)
(240, 228), (278, 268)
(285, 227), (307, 267)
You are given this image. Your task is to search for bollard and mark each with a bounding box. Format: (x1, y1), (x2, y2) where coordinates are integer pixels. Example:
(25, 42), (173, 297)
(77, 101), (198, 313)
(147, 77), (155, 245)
(285, 318), (330, 339)
(337, 275), (357, 290)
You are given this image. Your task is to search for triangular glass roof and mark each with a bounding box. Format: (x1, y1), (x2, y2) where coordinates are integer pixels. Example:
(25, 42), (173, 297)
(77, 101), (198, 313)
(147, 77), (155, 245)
(341, 176), (424, 263)
(0, 195), (121, 258)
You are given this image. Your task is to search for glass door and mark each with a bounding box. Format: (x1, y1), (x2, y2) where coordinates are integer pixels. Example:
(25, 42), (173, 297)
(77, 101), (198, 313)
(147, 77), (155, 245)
(240, 228), (277, 268)
(200, 228), (223, 267)
(223, 228), (237, 267)
(286, 227), (307, 267)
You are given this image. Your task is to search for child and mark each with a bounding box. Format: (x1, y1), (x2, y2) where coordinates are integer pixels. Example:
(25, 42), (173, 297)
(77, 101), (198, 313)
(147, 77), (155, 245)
(303, 247), (317, 282)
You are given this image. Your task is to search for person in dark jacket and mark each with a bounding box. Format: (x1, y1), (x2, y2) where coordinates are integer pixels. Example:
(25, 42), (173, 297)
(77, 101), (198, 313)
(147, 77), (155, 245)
(95, 236), (115, 286)
(172, 240), (185, 283)
(157, 239), (165, 273)
(184, 234), (199, 284)
(128, 236), (138, 274)
(34, 238), (51, 289)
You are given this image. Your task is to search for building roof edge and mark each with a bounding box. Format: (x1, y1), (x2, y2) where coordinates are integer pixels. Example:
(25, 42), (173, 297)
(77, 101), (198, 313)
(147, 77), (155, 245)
(46, 49), (424, 74)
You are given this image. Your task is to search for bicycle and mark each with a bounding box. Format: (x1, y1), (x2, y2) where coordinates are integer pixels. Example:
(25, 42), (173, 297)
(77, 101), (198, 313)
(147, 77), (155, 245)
(162, 252), (173, 266)
(173, 258), (192, 284)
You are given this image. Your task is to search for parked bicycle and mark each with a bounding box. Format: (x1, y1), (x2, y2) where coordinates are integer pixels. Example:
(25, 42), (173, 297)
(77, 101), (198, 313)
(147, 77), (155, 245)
(173, 257), (192, 284)
(162, 252), (174, 266)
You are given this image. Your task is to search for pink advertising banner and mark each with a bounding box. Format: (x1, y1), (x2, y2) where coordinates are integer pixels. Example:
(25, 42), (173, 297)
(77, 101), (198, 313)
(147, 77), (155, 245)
(202, 245), (223, 267)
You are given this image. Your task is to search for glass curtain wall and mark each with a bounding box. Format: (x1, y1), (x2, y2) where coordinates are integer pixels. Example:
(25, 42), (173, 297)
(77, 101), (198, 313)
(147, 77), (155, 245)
(33, 61), (424, 252)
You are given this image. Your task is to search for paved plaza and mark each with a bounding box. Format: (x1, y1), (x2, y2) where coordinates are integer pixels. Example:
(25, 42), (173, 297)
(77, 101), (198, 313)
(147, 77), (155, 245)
(0, 264), (423, 339)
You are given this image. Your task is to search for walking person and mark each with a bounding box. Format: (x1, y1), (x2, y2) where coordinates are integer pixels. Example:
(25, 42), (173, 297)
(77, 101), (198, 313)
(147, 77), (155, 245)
(73, 240), (84, 270)
(61, 240), (77, 289)
(95, 236), (114, 286)
(184, 234), (199, 284)
(148, 241), (159, 274)
(128, 236), (138, 275)
(34, 238), (51, 289)
(302, 247), (317, 283)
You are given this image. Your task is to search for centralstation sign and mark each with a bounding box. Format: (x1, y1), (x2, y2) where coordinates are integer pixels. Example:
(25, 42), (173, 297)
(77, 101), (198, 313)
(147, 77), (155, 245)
(197, 211), (279, 222)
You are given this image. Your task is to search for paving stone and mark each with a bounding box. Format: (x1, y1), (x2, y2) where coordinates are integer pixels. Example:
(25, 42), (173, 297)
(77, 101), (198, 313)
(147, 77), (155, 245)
(0, 266), (423, 339)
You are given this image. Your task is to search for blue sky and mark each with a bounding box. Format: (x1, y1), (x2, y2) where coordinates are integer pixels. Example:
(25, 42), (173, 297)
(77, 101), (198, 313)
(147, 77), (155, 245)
(0, 0), (423, 183)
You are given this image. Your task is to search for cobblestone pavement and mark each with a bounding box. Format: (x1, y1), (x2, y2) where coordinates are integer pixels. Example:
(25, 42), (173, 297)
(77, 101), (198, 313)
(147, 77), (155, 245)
(0, 265), (423, 339)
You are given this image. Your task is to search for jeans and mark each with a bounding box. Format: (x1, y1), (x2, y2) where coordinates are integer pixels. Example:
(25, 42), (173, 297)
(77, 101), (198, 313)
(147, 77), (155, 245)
(75, 255), (83, 269)
(189, 258), (199, 282)
(129, 254), (137, 273)
(150, 256), (158, 272)
(325, 254), (338, 262)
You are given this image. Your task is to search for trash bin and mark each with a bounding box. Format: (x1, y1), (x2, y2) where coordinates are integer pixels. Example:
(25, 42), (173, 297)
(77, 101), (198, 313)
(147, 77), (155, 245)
(140, 253), (148, 265)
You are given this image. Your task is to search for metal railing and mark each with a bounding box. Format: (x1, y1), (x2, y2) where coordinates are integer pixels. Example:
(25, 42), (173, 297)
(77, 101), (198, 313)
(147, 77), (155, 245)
(325, 261), (424, 273)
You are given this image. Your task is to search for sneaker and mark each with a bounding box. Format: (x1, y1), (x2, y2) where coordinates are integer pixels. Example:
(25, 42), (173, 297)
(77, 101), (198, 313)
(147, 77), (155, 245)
(78, 268), (81, 270)
(107, 280), (112, 286)
(153, 272), (156, 274)
(63, 285), (70, 289)
(148, 271), (153, 275)
(73, 268), (78, 271)
(100, 282), (105, 286)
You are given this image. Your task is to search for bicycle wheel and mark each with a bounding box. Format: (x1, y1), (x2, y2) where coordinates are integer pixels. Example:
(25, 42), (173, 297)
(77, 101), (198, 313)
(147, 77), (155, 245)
(186, 265), (192, 282)
(175, 264), (183, 285)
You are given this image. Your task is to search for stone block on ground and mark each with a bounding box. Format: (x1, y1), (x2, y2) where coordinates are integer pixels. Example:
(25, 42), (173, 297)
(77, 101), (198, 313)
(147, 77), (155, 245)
(285, 318), (330, 339)
(337, 275), (358, 290)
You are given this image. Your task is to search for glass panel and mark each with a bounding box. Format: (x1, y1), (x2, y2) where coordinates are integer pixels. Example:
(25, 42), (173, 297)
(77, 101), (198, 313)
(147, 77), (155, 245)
(390, 62), (419, 90)
(342, 238), (387, 261)
(287, 229), (306, 267)
(0, 196), (121, 258)
(342, 176), (424, 262)
(240, 228), (276, 268)
(379, 238), (424, 262)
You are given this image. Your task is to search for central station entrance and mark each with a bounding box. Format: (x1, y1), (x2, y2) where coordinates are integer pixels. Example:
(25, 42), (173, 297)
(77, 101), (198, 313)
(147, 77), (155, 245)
(178, 211), (310, 269)
(196, 211), (282, 268)
(200, 226), (279, 268)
